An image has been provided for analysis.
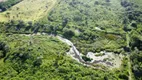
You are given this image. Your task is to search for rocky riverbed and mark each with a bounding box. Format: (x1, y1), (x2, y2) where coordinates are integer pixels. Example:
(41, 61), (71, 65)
(21, 33), (124, 69)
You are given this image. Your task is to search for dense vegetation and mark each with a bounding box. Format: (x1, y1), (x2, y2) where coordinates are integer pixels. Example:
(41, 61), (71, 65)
(0, 34), (130, 80)
(0, 0), (142, 79)
(0, 0), (22, 11)
(131, 51), (142, 80)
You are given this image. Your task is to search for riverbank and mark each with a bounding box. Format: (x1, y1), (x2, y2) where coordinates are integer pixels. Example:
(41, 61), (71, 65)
(19, 32), (124, 69)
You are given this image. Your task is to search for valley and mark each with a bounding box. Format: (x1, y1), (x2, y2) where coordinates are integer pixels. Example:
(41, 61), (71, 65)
(0, 0), (142, 80)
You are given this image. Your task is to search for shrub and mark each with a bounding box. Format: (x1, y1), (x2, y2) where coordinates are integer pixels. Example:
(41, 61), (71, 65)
(63, 28), (75, 39)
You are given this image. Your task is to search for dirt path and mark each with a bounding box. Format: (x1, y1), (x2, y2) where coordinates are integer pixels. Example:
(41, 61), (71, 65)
(127, 55), (132, 80)
(126, 32), (130, 47)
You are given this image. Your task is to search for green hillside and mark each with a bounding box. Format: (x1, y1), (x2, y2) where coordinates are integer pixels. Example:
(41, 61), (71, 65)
(0, 0), (57, 22)
(0, 34), (129, 80)
(0, 0), (142, 80)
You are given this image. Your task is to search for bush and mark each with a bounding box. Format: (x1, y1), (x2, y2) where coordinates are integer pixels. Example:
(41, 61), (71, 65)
(0, 0), (22, 11)
(82, 56), (92, 62)
(63, 28), (75, 39)
(0, 41), (9, 58)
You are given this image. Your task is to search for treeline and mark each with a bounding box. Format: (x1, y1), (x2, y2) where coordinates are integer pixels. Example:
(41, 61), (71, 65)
(0, 19), (127, 54)
(0, 34), (130, 80)
(0, 0), (22, 11)
(129, 29), (142, 80)
(121, 0), (142, 79)
(41, 0), (129, 54)
(122, 0), (142, 32)
(0, 20), (76, 39)
(0, 0), (142, 79)
(131, 50), (142, 80)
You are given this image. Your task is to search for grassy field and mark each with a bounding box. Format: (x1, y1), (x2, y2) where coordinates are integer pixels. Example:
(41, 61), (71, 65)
(0, 0), (57, 22)
(0, 0), (6, 3)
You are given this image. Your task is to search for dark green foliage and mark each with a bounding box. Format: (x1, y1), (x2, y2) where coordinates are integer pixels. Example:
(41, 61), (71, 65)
(0, 34), (127, 80)
(41, 0), (129, 53)
(0, 21), (43, 34)
(33, 58), (42, 67)
(130, 37), (142, 50)
(0, 0), (142, 79)
(82, 56), (92, 62)
(63, 28), (75, 39)
(130, 51), (142, 80)
(0, 0), (22, 11)
(119, 74), (129, 80)
(0, 41), (9, 58)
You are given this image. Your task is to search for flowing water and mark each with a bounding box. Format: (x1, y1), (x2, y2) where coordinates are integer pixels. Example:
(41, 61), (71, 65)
(57, 36), (123, 69)
(21, 33), (123, 69)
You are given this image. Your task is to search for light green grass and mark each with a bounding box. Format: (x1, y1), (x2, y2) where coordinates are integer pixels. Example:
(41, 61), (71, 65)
(0, 0), (57, 22)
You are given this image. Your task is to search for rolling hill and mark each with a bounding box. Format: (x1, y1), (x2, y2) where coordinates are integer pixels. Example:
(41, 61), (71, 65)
(0, 0), (142, 80)
(0, 0), (57, 22)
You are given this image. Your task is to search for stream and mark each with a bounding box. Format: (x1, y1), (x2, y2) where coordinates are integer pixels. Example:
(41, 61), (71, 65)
(21, 32), (123, 69)
(57, 36), (85, 63)
(57, 36), (123, 69)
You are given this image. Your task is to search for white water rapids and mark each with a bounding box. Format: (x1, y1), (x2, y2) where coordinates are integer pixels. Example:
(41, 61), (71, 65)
(57, 36), (84, 63)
